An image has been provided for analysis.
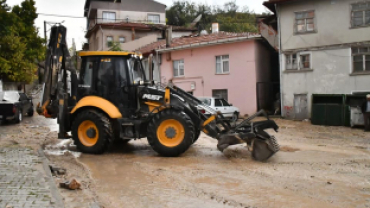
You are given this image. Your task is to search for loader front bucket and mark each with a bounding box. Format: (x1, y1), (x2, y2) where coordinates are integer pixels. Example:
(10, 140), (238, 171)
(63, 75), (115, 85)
(216, 110), (280, 161)
(252, 137), (279, 161)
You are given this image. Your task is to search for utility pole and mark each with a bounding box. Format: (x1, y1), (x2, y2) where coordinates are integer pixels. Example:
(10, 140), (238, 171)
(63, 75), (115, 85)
(44, 21), (47, 43)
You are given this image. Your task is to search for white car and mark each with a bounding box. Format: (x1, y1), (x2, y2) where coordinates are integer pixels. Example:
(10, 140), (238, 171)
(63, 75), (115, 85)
(197, 97), (240, 121)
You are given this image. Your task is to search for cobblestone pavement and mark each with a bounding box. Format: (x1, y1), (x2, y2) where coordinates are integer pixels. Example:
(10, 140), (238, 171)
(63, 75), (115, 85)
(0, 147), (63, 208)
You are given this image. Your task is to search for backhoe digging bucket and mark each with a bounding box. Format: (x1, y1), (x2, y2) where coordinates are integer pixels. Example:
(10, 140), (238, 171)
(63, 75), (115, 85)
(252, 137), (279, 161)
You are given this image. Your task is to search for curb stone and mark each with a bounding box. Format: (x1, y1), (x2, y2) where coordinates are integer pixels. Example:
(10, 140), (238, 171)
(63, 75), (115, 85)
(38, 148), (65, 208)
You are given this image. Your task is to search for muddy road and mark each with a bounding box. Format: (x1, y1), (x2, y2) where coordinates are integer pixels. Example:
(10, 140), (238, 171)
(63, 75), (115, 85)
(79, 119), (370, 208)
(1, 116), (370, 208)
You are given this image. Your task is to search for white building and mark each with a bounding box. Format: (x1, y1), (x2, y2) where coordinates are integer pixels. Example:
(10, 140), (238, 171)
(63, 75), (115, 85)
(262, 0), (370, 119)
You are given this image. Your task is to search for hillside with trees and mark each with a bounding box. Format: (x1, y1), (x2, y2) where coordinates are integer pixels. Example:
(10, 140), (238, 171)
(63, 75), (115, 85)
(166, 1), (260, 33)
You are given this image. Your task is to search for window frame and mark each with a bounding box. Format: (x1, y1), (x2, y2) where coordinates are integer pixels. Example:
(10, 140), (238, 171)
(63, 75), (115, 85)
(285, 51), (312, 72)
(351, 46), (370, 74)
(294, 10), (316, 34)
(215, 55), (230, 74)
(173, 59), (185, 77)
(147, 14), (160, 24)
(102, 11), (116, 23)
(212, 89), (228, 101)
(350, 2), (370, 28)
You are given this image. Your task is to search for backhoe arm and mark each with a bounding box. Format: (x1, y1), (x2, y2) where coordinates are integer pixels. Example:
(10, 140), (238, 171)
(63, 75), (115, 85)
(37, 25), (77, 118)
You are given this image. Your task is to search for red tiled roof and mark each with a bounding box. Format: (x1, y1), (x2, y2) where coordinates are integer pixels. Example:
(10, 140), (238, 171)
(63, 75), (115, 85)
(138, 32), (261, 55)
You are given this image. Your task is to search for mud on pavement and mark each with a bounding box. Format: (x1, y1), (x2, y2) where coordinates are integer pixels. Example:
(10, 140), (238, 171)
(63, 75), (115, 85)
(76, 119), (370, 208)
(2, 116), (370, 208)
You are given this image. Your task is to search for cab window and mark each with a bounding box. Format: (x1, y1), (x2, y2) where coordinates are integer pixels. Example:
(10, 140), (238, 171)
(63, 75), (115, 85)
(128, 58), (145, 84)
(80, 57), (94, 87)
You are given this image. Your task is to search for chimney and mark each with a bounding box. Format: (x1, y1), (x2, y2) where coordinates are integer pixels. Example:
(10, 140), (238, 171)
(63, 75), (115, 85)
(166, 26), (172, 47)
(212, 23), (219, 34)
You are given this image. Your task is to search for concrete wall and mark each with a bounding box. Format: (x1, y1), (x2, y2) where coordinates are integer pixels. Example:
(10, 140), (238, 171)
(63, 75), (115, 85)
(89, 0), (166, 15)
(278, 0), (370, 51)
(89, 28), (161, 51)
(255, 41), (271, 83)
(120, 34), (157, 51)
(277, 0), (370, 119)
(281, 48), (370, 119)
(159, 40), (260, 116)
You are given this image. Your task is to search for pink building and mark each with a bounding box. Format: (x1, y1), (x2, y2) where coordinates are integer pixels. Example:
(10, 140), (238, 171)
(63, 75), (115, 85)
(139, 32), (278, 116)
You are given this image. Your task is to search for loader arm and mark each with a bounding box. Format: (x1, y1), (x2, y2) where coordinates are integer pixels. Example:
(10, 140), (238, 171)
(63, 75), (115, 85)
(149, 85), (280, 161)
(37, 25), (78, 137)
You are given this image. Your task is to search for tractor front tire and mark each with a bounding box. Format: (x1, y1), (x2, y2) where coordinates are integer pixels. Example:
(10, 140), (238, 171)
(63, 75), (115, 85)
(147, 109), (195, 157)
(193, 130), (201, 144)
(72, 110), (113, 154)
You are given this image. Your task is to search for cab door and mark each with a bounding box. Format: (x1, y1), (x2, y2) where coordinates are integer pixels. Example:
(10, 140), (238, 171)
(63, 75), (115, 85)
(77, 57), (97, 100)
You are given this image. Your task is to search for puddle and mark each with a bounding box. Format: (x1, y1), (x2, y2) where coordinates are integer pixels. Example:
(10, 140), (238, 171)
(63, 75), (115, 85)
(44, 139), (81, 158)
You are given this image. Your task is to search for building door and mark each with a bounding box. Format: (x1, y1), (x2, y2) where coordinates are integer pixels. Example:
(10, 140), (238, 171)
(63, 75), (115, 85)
(294, 94), (308, 120)
(212, 89), (228, 101)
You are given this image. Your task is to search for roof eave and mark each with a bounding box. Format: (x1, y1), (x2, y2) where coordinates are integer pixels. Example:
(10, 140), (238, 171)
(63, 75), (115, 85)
(156, 35), (262, 53)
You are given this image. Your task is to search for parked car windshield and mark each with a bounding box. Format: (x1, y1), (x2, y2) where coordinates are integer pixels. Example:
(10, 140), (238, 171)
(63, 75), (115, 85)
(199, 98), (211, 106)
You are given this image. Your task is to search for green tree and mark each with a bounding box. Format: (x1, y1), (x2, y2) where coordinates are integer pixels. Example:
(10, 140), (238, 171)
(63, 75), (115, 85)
(0, 0), (45, 83)
(166, 0), (258, 33)
(109, 41), (123, 51)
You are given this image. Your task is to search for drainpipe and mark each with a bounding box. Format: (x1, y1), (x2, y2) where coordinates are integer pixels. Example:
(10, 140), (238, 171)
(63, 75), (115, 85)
(275, 3), (284, 118)
(99, 25), (104, 51)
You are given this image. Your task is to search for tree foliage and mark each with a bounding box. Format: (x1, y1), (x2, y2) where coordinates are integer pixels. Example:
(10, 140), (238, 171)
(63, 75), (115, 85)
(166, 0), (258, 33)
(0, 0), (45, 83)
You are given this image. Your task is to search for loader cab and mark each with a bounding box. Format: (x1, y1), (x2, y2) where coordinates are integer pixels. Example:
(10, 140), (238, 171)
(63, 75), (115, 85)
(78, 51), (146, 117)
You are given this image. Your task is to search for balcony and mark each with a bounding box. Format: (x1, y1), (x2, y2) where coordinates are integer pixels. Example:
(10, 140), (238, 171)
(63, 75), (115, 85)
(258, 20), (279, 51)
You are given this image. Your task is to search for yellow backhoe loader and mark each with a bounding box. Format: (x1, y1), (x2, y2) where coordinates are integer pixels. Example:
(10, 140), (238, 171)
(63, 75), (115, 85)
(37, 25), (279, 161)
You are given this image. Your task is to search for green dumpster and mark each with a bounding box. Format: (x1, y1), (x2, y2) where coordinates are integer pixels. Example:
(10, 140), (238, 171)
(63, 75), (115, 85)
(311, 94), (345, 126)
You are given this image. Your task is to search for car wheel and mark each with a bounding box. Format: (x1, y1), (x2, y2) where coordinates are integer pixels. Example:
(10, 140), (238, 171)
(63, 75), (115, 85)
(15, 110), (22, 123)
(231, 112), (239, 122)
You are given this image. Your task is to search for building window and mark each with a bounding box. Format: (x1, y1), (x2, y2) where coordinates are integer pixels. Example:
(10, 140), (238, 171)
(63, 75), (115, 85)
(148, 14), (160, 24)
(216, 55), (229, 74)
(173, 60), (184, 77)
(351, 2), (370, 28)
(352, 47), (370, 73)
(286, 54), (298, 70)
(212, 89), (228, 101)
(286, 52), (311, 71)
(295, 11), (315, 33)
(102, 11), (116, 23)
(107, 36), (113, 47)
(119, 37), (125, 43)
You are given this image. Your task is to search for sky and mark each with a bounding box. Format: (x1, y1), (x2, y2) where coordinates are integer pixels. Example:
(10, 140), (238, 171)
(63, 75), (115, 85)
(6, 0), (267, 50)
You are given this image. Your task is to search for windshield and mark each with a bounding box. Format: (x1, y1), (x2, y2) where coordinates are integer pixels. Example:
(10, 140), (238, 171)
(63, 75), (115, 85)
(128, 58), (145, 84)
(199, 98), (211, 106)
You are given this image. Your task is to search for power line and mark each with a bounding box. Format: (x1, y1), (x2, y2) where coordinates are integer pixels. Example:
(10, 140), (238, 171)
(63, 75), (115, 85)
(37, 13), (85, 19)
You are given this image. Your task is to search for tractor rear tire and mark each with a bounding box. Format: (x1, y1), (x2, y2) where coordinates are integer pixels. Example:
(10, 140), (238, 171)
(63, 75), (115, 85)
(147, 109), (195, 157)
(72, 110), (113, 154)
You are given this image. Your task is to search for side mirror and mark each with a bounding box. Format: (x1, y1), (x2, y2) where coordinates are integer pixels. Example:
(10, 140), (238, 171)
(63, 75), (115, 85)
(148, 54), (154, 81)
(230, 103), (233, 106)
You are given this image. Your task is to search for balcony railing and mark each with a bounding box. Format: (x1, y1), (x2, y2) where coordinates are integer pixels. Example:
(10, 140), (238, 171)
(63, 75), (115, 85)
(87, 18), (166, 30)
